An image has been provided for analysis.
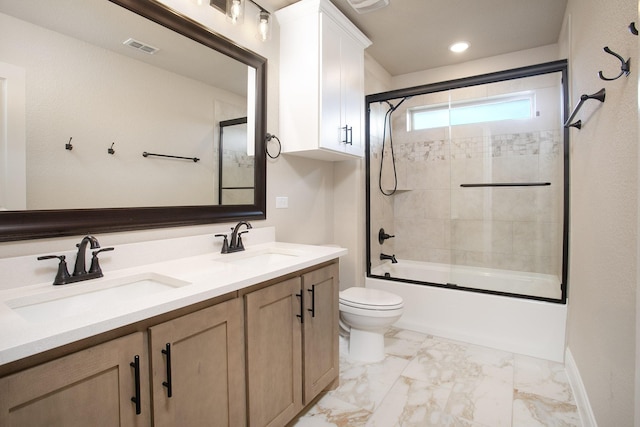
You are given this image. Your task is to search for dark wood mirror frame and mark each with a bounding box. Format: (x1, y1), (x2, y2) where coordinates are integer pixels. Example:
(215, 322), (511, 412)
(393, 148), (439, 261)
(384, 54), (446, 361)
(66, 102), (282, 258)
(0, 0), (267, 242)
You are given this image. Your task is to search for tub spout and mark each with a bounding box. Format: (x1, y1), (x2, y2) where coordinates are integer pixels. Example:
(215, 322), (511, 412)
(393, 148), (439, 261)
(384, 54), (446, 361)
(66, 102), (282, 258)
(380, 253), (397, 264)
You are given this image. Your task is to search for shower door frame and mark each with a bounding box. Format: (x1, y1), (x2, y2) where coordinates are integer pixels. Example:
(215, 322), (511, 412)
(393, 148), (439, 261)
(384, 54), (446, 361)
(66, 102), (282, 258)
(365, 60), (570, 304)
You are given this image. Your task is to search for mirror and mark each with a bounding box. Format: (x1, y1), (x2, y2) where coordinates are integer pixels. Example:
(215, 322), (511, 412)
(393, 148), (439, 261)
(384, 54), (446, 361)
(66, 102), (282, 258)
(0, 0), (267, 241)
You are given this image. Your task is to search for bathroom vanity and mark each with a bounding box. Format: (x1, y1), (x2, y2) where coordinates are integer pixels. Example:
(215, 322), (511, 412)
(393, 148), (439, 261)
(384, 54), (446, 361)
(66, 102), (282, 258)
(0, 228), (345, 427)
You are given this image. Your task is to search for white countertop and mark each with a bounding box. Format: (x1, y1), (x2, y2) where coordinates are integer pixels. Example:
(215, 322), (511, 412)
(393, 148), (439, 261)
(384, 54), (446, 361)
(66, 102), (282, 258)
(0, 235), (346, 366)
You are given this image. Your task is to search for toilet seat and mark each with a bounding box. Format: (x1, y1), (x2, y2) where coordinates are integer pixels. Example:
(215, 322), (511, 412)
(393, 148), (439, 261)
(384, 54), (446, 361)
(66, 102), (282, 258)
(339, 287), (404, 311)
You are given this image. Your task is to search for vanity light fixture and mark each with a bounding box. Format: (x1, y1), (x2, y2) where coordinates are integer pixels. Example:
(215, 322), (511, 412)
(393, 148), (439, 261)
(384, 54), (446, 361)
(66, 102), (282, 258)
(226, 0), (245, 24)
(216, 0), (271, 42)
(250, 0), (271, 42)
(449, 41), (470, 53)
(257, 9), (271, 41)
(209, 0), (226, 13)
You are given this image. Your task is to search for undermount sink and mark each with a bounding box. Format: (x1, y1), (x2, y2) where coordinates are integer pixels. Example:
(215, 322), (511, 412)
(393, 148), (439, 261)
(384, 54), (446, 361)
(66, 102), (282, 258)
(7, 272), (190, 323)
(224, 248), (301, 268)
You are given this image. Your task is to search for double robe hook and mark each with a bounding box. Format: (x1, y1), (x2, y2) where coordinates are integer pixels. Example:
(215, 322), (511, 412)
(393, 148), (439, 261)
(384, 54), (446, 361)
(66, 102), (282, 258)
(598, 46), (630, 81)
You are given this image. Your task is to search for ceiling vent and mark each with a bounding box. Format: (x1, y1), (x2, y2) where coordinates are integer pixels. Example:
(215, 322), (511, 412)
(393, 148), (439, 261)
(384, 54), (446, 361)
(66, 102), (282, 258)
(345, 0), (389, 14)
(123, 38), (160, 55)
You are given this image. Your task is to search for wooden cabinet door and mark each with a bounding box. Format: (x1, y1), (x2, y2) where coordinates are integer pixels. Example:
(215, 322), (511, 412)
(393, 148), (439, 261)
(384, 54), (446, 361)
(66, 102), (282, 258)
(302, 263), (339, 404)
(0, 332), (149, 427)
(149, 298), (245, 427)
(245, 277), (303, 427)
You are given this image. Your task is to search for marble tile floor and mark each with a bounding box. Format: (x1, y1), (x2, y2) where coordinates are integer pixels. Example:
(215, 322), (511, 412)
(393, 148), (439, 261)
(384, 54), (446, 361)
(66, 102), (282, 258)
(291, 327), (581, 427)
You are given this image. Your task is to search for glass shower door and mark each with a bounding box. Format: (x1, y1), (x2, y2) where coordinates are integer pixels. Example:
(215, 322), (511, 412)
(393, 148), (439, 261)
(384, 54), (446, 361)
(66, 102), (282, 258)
(446, 74), (564, 299)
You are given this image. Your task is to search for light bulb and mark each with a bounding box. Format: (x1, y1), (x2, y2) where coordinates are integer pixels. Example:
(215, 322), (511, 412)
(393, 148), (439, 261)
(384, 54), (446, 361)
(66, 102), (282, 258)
(230, 0), (242, 23)
(257, 11), (270, 41)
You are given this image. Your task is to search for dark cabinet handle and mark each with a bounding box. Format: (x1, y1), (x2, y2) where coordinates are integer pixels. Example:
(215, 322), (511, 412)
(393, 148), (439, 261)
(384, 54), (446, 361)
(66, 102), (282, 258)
(130, 355), (141, 415)
(342, 126), (350, 145)
(296, 291), (304, 323)
(307, 285), (316, 318)
(162, 343), (173, 398)
(342, 125), (353, 145)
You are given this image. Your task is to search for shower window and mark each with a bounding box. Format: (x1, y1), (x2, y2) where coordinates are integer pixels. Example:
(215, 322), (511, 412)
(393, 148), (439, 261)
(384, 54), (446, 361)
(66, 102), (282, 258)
(409, 92), (534, 131)
(366, 61), (569, 303)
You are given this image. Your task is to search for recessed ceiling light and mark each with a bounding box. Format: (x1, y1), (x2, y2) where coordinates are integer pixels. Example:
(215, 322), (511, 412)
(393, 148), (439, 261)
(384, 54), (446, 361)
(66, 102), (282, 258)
(449, 41), (469, 53)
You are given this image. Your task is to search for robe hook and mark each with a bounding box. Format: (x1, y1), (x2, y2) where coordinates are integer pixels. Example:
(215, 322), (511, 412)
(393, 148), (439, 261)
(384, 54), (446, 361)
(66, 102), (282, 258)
(598, 46), (630, 81)
(629, 22), (638, 36)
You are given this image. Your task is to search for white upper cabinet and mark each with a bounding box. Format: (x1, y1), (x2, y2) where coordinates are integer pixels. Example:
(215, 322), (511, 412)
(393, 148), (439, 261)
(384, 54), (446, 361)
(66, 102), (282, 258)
(276, 0), (372, 161)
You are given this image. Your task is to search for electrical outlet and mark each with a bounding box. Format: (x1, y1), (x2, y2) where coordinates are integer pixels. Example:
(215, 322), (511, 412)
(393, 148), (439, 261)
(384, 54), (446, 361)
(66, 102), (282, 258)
(276, 196), (288, 209)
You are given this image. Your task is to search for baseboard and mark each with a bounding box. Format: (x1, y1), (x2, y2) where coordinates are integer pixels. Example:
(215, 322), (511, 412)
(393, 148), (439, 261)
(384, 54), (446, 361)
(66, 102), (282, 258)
(565, 347), (598, 427)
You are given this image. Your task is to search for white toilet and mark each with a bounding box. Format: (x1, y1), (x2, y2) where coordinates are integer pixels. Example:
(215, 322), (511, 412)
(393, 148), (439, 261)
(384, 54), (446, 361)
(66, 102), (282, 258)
(339, 287), (404, 363)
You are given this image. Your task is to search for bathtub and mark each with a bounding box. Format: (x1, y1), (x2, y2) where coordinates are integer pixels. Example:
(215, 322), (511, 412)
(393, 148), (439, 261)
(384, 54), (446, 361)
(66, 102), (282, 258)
(367, 260), (567, 362)
(372, 259), (562, 300)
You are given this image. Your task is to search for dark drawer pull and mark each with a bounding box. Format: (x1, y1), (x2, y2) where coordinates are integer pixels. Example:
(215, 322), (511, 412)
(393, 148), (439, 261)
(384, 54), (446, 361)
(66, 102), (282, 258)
(130, 355), (141, 415)
(296, 291), (304, 323)
(307, 285), (316, 318)
(162, 343), (173, 398)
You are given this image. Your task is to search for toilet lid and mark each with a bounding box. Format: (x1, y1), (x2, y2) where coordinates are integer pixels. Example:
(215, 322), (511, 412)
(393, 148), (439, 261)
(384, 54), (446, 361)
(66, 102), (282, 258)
(339, 287), (404, 310)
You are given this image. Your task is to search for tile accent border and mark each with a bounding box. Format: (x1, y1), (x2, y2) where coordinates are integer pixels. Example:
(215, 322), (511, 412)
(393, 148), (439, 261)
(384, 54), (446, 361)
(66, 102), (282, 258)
(565, 347), (597, 426)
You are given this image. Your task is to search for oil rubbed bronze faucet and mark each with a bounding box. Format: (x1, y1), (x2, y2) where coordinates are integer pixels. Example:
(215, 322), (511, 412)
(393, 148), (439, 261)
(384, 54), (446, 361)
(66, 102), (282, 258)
(73, 235), (100, 276)
(37, 235), (114, 285)
(380, 253), (398, 264)
(215, 221), (252, 254)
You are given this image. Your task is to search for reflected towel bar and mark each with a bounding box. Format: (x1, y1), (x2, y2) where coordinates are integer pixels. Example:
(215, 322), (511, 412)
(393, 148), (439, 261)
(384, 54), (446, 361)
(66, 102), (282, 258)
(564, 88), (606, 129)
(142, 152), (200, 162)
(460, 182), (551, 188)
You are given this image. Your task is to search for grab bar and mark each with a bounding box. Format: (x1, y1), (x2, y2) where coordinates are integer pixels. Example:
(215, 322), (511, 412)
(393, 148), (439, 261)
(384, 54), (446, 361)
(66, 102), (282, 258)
(142, 152), (200, 162)
(460, 182), (551, 188)
(564, 88), (606, 129)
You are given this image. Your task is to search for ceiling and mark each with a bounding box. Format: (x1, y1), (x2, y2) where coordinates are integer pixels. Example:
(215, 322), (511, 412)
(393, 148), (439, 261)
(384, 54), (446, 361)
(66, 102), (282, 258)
(269, 0), (568, 76)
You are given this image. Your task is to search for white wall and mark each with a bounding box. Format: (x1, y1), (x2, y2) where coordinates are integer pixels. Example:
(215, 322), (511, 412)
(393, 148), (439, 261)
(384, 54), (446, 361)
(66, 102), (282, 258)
(562, 0), (638, 425)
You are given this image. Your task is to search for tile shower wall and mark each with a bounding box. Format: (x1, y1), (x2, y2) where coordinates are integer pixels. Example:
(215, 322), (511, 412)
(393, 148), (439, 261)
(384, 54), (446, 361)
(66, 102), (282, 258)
(370, 75), (564, 277)
(394, 130), (562, 274)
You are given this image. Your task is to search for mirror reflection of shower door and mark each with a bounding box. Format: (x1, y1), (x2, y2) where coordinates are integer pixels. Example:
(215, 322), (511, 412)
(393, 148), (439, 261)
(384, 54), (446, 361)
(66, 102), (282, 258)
(367, 62), (568, 302)
(219, 117), (255, 205)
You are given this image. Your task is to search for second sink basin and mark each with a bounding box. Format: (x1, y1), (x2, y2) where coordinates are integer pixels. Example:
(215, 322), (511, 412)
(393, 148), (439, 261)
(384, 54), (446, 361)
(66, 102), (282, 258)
(224, 247), (302, 269)
(7, 272), (190, 323)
